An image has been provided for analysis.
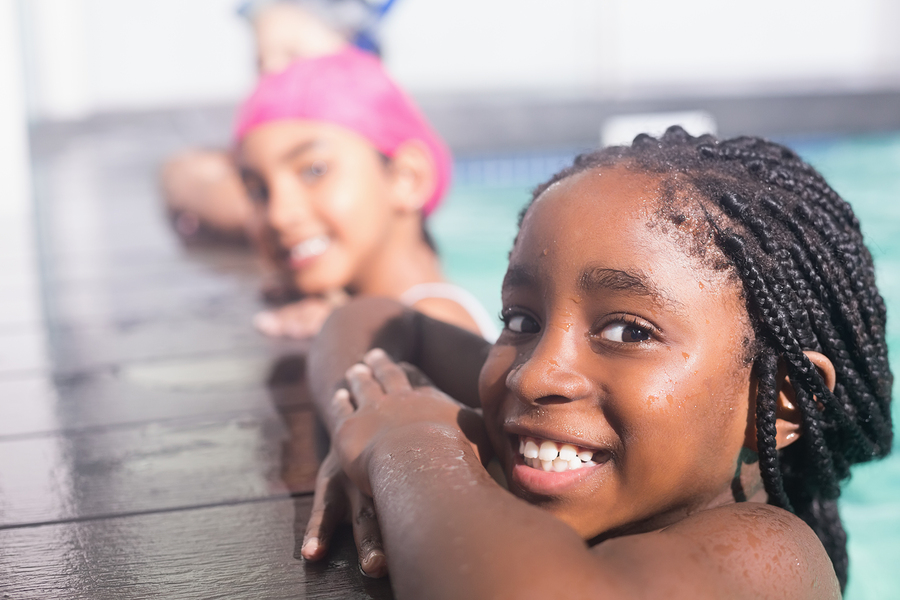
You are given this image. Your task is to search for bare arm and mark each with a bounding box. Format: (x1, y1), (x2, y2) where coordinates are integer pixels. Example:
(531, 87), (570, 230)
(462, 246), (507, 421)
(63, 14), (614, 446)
(302, 297), (491, 571)
(333, 352), (841, 600)
(307, 296), (491, 435)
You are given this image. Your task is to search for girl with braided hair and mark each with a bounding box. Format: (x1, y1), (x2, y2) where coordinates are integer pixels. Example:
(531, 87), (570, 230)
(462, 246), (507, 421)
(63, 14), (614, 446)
(302, 127), (892, 597)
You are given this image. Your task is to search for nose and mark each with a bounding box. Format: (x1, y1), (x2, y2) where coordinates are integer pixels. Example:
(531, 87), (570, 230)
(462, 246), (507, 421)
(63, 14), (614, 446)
(505, 322), (593, 405)
(266, 180), (314, 236)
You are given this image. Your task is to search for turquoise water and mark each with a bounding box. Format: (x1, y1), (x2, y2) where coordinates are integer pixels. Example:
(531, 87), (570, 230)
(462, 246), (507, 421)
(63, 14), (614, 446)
(431, 134), (900, 599)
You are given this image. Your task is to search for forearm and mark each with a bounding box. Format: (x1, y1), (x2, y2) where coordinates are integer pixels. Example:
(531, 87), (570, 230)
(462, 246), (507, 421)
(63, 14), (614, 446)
(308, 298), (413, 432)
(369, 425), (601, 600)
(307, 297), (490, 433)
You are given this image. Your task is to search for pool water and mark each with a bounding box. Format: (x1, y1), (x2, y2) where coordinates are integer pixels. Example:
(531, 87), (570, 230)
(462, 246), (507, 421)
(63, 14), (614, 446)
(431, 134), (900, 599)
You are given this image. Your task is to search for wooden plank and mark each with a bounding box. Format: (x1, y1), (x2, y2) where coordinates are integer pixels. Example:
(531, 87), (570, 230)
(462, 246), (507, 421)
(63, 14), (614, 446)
(40, 318), (270, 375)
(0, 353), (312, 437)
(36, 247), (258, 289)
(0, 320), (311, 379)
(0, 496), (394, 599)
(0, 407), (324, 528)
(38, 257), (262, 328)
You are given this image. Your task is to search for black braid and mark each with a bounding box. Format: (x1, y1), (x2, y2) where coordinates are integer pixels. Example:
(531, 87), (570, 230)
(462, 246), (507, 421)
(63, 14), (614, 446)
(524, 127), (893, 591)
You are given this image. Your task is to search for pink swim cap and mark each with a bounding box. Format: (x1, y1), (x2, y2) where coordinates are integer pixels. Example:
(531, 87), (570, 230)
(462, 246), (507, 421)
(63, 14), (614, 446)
(235, 47), (451, 216)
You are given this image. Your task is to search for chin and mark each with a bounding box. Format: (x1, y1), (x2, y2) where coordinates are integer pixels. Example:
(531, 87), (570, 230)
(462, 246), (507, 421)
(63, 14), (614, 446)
(293, 273), (347, 296)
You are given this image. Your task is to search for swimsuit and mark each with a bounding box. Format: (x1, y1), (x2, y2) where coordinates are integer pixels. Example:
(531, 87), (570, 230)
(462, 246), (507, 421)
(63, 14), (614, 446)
(399, 283), (498, 342)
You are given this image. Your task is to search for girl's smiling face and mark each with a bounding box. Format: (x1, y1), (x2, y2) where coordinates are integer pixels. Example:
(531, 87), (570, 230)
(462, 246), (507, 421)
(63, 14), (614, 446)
(240, 121), (398, 295)
(478, 165), (758, 541)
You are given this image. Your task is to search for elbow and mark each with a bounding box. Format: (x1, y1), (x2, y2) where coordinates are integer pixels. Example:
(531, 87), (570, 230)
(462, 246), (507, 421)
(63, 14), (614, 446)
(307, 296), (418, 397)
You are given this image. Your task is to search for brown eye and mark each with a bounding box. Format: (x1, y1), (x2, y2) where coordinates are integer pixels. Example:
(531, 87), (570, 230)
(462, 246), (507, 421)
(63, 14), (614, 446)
(503, 313), (540, 334)
(600, 322), (652, 343)
(302, 160), (328, 182)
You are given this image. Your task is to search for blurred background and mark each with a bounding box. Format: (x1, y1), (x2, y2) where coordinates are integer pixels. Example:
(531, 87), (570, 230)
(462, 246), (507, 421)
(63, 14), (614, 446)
(0, 1), (898, 598)
(8, 0), (900, 140)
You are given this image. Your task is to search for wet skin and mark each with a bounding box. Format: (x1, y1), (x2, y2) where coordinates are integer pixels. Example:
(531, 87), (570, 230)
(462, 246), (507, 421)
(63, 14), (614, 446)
(310, 164), (840, 598)
(478, 165), (759, 541)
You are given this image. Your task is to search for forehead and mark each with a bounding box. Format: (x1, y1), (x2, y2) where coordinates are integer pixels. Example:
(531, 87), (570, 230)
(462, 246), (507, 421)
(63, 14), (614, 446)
(511, 165), (733, 295)
(519, 165), (669, 256)
(239, 121), (373, 167)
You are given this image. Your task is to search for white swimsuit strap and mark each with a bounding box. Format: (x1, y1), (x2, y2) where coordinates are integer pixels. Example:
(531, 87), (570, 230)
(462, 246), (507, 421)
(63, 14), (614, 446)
(400, 282), (498, 341)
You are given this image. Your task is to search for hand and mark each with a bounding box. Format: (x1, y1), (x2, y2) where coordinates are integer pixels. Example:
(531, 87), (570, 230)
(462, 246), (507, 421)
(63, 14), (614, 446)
(331, 349), (490, 496)
(254, 292), (347, 339)
(301, 447), (387, 578)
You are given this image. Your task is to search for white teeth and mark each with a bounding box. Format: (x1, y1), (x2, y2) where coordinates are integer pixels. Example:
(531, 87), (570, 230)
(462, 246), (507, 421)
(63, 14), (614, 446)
(518, 436), (599, 473)
(538, 440), (559, 461)
(558, 444), (577, 461)
(291, 234), (330, 261)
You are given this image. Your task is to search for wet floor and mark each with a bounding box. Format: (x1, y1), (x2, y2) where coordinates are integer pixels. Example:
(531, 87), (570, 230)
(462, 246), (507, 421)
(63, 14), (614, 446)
(0, 111), (393, 599)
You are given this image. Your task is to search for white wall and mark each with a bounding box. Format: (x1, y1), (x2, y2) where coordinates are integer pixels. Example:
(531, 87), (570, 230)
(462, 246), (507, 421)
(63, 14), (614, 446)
(18, 0), (900, 120)
(2, 0), (31, 214)
(21, 0), (254, 119)
(382, 0), (900, 95)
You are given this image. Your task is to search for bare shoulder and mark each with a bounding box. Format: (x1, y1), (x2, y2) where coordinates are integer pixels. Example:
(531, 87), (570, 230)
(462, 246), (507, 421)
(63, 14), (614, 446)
(590, 503), (840, 600)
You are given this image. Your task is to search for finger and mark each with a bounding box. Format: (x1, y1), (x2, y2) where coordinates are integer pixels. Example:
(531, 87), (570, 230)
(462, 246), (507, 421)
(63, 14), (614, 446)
(301, 457), (348, 562)
(363, 348), (413, 394)
(331, 388), (355, 422)
(345, 363), (385, 408)
(348, 486), (387, 578)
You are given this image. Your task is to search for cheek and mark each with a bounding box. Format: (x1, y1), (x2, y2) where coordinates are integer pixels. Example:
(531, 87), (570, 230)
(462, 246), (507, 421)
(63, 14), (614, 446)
(323, 179), (392, 238)
(478, 345), (517, 416)
(616, 354), (751, 446)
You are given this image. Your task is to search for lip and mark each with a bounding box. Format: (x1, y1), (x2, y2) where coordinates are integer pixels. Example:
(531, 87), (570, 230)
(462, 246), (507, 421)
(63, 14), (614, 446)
(504, 426), (612, 496)
(504, 424), (604, 454)
(510, 453), (608, 496)
(287, 235), (330, 269)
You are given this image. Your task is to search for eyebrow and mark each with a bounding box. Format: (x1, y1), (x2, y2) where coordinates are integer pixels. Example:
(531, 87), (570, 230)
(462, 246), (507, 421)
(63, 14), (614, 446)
(502, 264), (536, 290)
(578, 266), (677, 307)
(278, 140), (322, 163)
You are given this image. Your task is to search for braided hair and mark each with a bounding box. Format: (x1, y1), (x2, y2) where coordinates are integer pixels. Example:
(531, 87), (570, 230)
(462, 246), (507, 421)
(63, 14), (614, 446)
(525, 127), (893, 590)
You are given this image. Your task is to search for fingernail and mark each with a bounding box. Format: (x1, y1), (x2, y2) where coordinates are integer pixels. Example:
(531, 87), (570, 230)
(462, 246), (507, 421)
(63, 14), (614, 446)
(301, 537), (319, 558)
(347, 363), (369, 376)
(360, 550), (386, 577)
(365, 348), (386, 360)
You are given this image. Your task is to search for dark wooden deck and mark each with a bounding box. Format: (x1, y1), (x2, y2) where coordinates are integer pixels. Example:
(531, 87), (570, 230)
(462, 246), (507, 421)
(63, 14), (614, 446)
(0, 113), (393, 598)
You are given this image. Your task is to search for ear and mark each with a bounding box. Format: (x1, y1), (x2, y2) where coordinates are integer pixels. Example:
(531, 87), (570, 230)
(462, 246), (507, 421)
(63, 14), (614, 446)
(744, 351), (836, 451)
(386, 140), (437, 214)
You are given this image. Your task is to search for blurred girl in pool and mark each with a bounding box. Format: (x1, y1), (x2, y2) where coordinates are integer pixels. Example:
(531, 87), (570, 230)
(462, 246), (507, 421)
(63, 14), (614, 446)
(234, 48), (494, 339)
(161, 0), (379, 244)
(305, 127), (893, 597)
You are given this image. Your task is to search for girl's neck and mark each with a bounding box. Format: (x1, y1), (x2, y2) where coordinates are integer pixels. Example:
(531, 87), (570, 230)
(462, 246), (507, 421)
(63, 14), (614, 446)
(347, 216), (445, 298)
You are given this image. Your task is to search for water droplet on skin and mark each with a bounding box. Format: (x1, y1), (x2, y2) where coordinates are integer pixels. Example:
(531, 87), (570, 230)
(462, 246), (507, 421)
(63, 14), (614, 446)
(682, 352), (690, 360)
(542, 248), (548, 256)
(698, 281), (705, 289)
